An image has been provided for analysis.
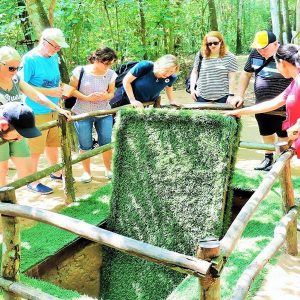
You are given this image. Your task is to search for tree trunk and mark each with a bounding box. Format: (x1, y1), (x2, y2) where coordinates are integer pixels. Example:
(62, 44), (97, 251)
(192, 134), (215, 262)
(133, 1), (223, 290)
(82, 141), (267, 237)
(281, 0), (292, 43)
(103, 0), (115, 49)
(294, 0), (300, 44)
(208, 0), (218, 31)
(17, 0), (35, 50)
(236, 0), (244, 54)
(25, 0), (69, 83)
(270, 0), (283, 43)
(48, 0), (56, 27)
(137, 0), (147, 59)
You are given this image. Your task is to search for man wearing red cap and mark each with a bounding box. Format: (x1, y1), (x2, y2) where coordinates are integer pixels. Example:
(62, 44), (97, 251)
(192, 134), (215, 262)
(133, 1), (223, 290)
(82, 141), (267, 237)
(229, 30), (292, 171)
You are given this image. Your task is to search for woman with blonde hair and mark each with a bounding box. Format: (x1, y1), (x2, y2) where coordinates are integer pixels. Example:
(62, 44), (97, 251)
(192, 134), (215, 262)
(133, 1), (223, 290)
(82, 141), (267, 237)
(189, 31), (238, 103)
(0, 46), (70, 190)
(111, 54), (179, 108)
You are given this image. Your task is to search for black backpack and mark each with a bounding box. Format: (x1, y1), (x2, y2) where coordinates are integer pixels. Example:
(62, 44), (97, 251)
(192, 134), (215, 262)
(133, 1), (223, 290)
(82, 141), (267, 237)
(115, 61), (139, 88)
(185, 53), (203, 93)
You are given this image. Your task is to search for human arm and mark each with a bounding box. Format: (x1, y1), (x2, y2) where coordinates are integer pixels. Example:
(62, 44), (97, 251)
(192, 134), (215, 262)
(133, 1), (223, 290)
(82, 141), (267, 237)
(19, 79), (72, 120)
(227, 71), (252, 108)
(190, 68), (199, 101)
(165, 86), (178, 106)
(286, 118), (300, 141)
(123, 72), (144, 108)
(226, 71), (237, 105)
(225, 92), (286, 118)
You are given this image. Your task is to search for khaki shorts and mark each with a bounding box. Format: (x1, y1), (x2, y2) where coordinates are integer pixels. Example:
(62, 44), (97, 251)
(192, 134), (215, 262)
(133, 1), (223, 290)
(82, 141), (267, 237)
(28, 112), (61, 154)
(0, 138), (30, 161)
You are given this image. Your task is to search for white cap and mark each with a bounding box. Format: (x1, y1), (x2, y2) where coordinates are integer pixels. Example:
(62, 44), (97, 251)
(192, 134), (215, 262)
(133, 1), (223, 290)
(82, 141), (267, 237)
(41, 28), (69, 48)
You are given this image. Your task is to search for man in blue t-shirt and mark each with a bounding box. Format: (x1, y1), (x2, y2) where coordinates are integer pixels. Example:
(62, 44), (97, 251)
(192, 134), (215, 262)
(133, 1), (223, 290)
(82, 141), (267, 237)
(20, 28), (69, 194)
(122, 55), (179, 108)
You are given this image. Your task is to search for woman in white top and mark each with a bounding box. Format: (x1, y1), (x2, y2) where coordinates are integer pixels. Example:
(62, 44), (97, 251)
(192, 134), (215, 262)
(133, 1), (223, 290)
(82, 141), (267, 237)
(70, 47), (117, 183)
(190, 31), (238, 103)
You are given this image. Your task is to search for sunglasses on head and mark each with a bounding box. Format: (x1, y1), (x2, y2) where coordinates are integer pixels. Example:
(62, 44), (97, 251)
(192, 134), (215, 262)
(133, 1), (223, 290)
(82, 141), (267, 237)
(0, 62), (23, 72)
(207, 41), (220, 46)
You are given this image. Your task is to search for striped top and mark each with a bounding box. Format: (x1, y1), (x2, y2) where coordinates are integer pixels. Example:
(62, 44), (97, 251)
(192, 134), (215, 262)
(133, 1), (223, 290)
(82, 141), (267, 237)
(71, 66), (117, 115)
(193, 51), (238, 100)
(244, 49), (292, 104)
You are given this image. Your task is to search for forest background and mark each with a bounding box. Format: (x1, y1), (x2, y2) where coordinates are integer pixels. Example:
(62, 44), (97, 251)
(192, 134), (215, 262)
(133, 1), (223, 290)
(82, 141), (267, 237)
(1, 0), (300, 83)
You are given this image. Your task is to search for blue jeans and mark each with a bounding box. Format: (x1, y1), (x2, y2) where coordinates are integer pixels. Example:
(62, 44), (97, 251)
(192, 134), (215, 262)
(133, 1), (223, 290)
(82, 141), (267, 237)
(196, 95), (228, 103)
(74, 115), (113, 150)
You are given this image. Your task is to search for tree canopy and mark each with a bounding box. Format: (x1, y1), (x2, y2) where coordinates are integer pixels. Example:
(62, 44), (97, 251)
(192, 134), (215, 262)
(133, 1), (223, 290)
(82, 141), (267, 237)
(0, 0), (299, 71)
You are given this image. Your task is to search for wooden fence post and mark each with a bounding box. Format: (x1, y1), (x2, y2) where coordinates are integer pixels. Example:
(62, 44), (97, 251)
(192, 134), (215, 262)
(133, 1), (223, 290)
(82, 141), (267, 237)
(276, 142), (298, 256)
(58, 114), (75, 204)
(197, 239), (220, 300)
(0, 187), (20, 300)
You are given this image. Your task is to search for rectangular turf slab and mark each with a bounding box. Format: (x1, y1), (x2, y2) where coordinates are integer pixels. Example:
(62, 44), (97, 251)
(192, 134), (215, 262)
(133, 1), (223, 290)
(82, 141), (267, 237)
(101, 108), (241, 300)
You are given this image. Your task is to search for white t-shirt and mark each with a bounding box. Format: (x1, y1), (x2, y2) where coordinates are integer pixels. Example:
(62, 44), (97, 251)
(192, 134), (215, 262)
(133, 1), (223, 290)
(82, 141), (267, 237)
(71, 66), (117, 114)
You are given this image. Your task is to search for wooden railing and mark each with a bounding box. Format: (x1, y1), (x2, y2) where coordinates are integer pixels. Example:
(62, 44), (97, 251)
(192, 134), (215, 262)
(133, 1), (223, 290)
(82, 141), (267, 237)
(0, 101), (297, 299)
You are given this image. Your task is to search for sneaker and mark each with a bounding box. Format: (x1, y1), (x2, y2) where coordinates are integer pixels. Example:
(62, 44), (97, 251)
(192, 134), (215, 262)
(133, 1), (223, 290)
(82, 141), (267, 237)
(80, 172), (92, 183)
(50, 173), (63, 181)
(27, 183), (53, 195)
(254, 157), (273, 171)
(105, 170), (113, 179)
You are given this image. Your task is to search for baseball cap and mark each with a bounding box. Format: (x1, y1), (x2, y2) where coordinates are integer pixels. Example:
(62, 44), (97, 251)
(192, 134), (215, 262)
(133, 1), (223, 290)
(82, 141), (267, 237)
(251, 31), (277, 49)
(2, 102), (42, 138)
(41, 28), (69, 48)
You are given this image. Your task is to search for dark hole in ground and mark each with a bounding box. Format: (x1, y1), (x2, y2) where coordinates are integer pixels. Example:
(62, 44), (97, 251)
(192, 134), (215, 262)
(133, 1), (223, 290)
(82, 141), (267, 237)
(231, 188), (254, 222)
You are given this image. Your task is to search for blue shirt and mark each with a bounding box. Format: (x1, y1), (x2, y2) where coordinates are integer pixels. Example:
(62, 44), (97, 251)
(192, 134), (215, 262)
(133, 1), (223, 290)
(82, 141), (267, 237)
(127, 61), (177, 102)
(20, 50), (60, 114)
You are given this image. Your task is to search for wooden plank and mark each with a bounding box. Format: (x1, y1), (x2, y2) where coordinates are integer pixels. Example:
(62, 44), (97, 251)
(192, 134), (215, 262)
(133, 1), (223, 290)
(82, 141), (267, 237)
(0, 203), (211, 278)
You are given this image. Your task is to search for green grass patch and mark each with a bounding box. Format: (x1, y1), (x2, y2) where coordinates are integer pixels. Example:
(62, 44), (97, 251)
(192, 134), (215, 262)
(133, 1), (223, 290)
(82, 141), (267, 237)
(101, 108), (241, 300)
(168, 169), (300, 300)
(0, 184), (112, 299)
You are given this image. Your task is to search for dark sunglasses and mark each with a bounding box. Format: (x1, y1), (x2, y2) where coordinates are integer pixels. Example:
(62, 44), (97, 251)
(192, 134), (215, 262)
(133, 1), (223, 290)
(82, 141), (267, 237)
(207, 41), (221, 46)
(0, 62), (23, 72)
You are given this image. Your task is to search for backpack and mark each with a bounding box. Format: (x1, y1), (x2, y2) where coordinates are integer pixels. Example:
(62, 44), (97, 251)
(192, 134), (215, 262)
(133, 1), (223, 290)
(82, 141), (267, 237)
(115, 61), (139, 88)
(64, 67), (84, 109)
(185, 53), (203, 93)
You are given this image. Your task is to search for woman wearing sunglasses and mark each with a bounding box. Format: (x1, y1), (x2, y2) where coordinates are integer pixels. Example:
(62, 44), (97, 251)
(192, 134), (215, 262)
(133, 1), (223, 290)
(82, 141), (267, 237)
(190, 31), (238, 104)
(225, 44), (300, 159)
(0, 46), (70, 188)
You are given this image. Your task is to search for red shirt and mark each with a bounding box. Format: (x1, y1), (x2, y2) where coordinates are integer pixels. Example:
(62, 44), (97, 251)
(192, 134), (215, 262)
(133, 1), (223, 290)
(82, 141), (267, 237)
(282, 77), (300, 158)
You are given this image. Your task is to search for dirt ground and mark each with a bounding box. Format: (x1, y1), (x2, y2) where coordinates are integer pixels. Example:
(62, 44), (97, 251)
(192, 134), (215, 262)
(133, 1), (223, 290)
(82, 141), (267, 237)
(3, 85), (300, 299)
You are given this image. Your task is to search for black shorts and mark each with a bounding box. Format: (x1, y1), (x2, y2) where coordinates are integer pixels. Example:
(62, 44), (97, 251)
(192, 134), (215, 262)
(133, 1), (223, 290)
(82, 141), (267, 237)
(255, 113), (287, 137)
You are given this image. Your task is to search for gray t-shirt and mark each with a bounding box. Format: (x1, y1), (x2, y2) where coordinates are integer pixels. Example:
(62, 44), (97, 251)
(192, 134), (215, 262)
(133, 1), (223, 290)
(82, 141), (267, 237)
(193, 52), (238, 100)
(0, 76), (23, 105)
(71, 66), (117, 115)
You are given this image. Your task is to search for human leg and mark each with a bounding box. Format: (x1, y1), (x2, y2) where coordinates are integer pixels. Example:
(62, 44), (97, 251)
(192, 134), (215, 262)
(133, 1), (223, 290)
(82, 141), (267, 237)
(27, 114), (53, 193)
(0, 142), (10, 186)
(254, 114), (286, 171)
(74, 118), (93, 182)
(45, 112), (62, 178)
(95, 115), (113, 176)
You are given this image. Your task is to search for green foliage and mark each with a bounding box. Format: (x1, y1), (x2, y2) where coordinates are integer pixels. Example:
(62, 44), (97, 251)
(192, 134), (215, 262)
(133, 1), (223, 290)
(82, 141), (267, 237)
(101, 108), (241, 299)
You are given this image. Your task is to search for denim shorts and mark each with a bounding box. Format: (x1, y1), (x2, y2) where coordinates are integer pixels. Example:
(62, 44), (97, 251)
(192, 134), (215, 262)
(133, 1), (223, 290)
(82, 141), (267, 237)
(74, 115), (113, 150)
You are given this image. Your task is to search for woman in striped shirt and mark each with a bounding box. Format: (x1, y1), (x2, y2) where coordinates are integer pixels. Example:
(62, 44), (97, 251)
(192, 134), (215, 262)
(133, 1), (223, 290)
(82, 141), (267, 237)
(190, 31), (238, 103)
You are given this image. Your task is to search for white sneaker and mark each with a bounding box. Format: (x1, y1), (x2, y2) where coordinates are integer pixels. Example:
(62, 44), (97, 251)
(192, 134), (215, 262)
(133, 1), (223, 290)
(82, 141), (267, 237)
(105, 170), (112, 179)
(80, 172), (92, 183)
